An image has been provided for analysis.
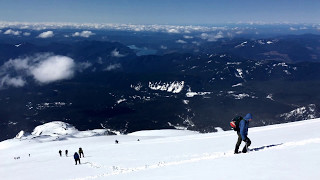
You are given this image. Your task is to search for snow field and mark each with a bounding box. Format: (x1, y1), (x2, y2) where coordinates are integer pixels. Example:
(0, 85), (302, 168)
(1, 119), (320, 180)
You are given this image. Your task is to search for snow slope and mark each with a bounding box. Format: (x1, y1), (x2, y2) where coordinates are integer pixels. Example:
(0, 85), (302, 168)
(1, 119), (320, 180)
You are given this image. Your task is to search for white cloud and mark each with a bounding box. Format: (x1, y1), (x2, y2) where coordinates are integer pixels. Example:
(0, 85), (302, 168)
(72, 30), (95, 38)
(167, 29), (180, 33)
(0, 75), (26, 88)
(160, 45), (168, 49)
(289, 27), (298, 31)
(23, 32), (31, 36)
(4, 29), (21, 35)
(3, 58), (30, 71)
(176, 39), (187, 44)
(192, 41), (200, 46)
(200, 33), (209, 39)
(111, 49), (126, 57)
(37, 31), (54, 38)
(200, 31), (224, 42)
(104, 64), (121, 71)
(30, 56), (75, 83)
(0, 54), (76, 88)
(77, 61), (92, 72)
(183, 35), (193, 39)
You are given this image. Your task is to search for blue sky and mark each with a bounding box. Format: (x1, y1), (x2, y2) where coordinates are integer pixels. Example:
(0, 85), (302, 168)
(0, 0), (319, 25)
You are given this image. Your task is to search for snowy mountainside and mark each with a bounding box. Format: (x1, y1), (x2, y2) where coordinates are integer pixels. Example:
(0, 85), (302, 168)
(1, 119), (320, 180)
(14, 121), (111, 142)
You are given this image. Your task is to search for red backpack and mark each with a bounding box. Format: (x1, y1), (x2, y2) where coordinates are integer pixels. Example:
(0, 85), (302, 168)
(230, 116), (243, 131)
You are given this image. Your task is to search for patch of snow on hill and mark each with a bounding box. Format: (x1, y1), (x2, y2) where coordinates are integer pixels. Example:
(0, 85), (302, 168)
(235, 41), (247, 48)
(31, 121), (78, 136)
(131, 83), (143, 91)
(232, 83), (243, 87)
(186, 87), (212, 98)
(16, 121), (110, 142)
(15, 131), (26, 139)
(266, 94), (274, 101)
(273, 62), (288, 67)
(280, 104), (318, 120)
(26, 102), (72, 110)
(227, 91), (252, 99)
(116, 99), (127, 104)
(235, 68), (244, 79)
(186, 91), (212, 97)
(149, 81), (184, 93)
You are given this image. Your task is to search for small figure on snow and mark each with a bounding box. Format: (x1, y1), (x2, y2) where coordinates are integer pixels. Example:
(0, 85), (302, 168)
(115, 140), (119, 144)
(59, 150), (62, 157)
(79, 147), (84, 158)
(74, 152), (81, 165)
(234, 113), (252, 154)
(65, 150), (68, 157)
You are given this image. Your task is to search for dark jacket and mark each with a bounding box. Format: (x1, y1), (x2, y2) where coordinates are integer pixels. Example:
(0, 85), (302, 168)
(239, 113), (252, 140)
(74, 152), (80, 159)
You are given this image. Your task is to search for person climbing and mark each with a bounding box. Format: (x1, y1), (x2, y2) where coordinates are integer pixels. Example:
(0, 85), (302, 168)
(65, 150), (68, 157)
(59, 150), (62, 157)
(234, 113), (252, 154)
(74, 152), (81, 165)
(79, 148), (84, 158)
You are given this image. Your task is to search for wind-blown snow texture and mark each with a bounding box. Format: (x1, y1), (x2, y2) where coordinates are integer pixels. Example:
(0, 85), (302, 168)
(1, 119), (320, 180)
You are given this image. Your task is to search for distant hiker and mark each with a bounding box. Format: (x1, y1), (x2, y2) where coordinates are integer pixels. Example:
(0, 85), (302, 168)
(29, 154), (30, 157)
(234, 113), (252, 154)
(59, 150), (62, 157)
(74, 152), (81, 165)
(65, 150), (68, 157)
(115, 140), (119, 144)
(79, 148), (84, 158)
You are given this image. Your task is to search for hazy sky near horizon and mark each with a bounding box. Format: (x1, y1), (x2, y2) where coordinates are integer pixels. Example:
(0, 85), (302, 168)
(0, 0), (319, 25)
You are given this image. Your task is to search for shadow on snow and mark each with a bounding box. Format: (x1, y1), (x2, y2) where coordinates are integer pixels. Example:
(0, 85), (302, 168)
(250, 143), (283, 152)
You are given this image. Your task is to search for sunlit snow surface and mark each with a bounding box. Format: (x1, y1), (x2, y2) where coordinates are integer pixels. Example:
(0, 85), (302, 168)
(1, 119), (320, 180)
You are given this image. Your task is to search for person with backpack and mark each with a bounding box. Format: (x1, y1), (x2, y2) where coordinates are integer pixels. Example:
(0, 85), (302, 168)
(59, 150), (62, 157)
(79, 148), (84, 158)
(74, 152), (81, 165)
(233, 113), (253, 154)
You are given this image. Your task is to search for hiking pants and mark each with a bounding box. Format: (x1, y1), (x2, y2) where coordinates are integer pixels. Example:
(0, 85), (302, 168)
(235, 131), (251, 153)
(75, 159), (81, 165)
(79, 152), (84, 158)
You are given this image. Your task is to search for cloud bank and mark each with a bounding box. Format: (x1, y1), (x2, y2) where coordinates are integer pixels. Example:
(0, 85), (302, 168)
(72, 30), (95, 38)
(200, 31), (224, 41)
(0, 54), (76, 88)
(37, 31), (54, 38)
(4, 29), (21, 36)
(0, 75), (26, 88)
(176, 39), (187, 44)
(104, 64), (121, 71)
(111, 49), (126, 57)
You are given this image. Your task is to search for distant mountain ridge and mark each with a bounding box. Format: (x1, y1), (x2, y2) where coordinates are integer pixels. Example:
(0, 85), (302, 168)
(0, 35), (320, 141)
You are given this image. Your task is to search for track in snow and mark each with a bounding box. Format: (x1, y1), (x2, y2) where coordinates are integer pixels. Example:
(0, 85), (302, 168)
(70, 138), (320, 180)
